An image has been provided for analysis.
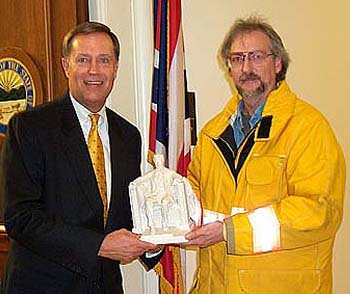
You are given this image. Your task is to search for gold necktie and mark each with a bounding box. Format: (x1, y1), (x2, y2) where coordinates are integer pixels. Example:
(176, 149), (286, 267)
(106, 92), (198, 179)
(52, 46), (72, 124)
(88, 114), (108, 225)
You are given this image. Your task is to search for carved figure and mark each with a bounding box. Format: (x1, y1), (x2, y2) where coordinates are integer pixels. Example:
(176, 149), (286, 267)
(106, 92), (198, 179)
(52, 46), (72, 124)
(129, 154), (201, 244)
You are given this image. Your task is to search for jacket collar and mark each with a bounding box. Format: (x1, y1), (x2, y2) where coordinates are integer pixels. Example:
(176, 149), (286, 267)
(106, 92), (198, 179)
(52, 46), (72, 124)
(203, 81), (296, 141)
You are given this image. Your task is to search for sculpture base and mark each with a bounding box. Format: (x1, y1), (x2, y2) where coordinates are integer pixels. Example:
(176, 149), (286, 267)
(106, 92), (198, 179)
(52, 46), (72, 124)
(137, 227), (189, 244)
(140, 234), (188, 245)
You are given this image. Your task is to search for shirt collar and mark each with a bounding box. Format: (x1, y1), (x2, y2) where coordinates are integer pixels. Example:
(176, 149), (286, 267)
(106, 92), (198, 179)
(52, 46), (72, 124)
(230, 99), (266, 128)
(69, 93), (107, 129)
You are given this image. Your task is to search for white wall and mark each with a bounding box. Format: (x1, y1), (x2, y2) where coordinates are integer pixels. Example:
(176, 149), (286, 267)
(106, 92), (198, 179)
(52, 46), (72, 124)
(91, 0), (350, 293)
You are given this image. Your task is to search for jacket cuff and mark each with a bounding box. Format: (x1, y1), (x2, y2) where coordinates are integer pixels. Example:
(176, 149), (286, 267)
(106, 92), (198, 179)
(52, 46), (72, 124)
(224, 218), (235, 254)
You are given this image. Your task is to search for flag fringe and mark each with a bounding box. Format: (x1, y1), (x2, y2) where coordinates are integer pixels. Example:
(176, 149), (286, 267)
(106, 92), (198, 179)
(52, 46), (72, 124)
(155, 246), (184, 294)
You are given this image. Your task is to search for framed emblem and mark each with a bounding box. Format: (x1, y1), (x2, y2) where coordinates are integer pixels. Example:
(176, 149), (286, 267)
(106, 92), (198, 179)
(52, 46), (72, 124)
(0, 47), (43, 141)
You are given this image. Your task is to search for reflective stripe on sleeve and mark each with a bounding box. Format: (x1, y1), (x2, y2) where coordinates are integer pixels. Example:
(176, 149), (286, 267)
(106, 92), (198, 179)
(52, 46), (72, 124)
(248, 205), (280, 253)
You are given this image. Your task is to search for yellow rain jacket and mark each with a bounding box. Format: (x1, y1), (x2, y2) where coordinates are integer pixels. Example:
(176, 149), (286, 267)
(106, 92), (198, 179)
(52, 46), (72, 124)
(188, 82), (345, 294)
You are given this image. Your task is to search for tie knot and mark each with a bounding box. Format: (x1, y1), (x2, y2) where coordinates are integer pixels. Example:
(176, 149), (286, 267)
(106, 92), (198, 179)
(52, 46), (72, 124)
(89, 113), (100, 127)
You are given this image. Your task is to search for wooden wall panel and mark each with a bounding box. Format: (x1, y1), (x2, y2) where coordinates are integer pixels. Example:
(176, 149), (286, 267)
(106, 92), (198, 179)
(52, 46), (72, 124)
(0, 0), (88, 101)
(0, 0), (50, 101)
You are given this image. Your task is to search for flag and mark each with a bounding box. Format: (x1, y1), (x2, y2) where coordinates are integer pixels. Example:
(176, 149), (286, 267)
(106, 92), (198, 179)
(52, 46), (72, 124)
(149, 0), (191, 293)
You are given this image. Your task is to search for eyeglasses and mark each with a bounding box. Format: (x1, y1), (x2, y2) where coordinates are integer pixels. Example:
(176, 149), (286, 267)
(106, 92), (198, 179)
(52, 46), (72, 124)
(228, 51), (274, 68)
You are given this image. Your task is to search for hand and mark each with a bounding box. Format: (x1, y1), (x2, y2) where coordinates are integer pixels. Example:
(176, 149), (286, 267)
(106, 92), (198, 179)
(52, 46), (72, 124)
(98, 229), (157, 263)
(184, 221), (224, 248)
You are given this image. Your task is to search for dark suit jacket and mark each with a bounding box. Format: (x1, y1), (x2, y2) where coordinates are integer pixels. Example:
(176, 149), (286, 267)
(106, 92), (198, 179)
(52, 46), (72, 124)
(0, 93), (158, 294)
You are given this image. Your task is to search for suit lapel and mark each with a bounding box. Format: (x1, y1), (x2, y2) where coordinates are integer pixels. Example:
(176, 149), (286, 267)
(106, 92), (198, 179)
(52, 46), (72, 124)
(105, 109), (137, 231)
(107, 110), (122, 217)
(58, 94), (104, 224)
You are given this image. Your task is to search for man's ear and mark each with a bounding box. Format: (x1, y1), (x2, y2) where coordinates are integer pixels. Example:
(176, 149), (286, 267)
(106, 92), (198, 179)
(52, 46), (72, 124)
(274, 56), (282, 75)
(61, 57), (69, 78)
(113, 61), (119, 79)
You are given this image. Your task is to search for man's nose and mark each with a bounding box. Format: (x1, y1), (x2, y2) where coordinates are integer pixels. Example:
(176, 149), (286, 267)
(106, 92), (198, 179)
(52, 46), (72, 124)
(88, 59), (99, 74)
(241, 57), (253, 73)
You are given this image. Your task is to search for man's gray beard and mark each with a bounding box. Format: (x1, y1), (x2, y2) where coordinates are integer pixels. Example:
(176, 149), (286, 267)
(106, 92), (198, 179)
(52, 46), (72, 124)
(237, 83), (266, 100)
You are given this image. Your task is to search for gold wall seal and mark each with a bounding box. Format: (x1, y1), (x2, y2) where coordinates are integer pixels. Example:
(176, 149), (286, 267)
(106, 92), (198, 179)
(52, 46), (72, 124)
(0, 47), (43, 135)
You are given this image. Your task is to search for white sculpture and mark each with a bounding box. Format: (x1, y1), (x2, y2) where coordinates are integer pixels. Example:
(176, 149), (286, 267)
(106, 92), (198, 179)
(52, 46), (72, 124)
(129, 154), (201, 244)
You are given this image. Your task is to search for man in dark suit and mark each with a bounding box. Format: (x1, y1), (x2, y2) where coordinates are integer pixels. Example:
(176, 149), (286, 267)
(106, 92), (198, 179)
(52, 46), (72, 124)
(0, 22), (159, 293)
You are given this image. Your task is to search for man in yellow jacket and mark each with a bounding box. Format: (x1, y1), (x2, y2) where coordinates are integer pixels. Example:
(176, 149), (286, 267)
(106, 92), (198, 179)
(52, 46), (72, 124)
(185, 16), (345, 294)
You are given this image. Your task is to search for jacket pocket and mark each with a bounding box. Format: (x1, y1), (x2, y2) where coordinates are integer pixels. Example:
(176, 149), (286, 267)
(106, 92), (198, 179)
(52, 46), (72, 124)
(244, 154), (286, 209)
(238, 269), (321, 294)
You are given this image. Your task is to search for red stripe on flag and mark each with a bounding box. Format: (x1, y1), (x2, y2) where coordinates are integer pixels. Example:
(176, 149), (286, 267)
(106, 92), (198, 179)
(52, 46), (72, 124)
(169, 0), (181, 62)
(155, 0), (162, 51)
(160, 247), (175, 285)
(176, 148), (191, 177)
(149, 109), (157, 153)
